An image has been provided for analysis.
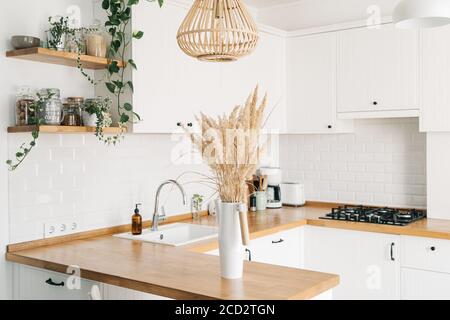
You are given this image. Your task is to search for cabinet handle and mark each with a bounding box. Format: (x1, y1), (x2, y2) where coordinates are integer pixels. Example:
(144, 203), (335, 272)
(272, 239), (284, 244)
(390, 242), (395, 261)
(245, 248), (252, 261)
(45, 278), (65, 287)
(187, 123), (193, 127)
(177, 122), (182, 127)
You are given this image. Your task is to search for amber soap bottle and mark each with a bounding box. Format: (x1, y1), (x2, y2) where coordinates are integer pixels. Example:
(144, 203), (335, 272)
(132, 203), (143, 235)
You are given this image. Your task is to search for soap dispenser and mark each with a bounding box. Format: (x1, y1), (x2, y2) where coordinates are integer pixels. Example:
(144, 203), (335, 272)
(132, 203), (143, 235)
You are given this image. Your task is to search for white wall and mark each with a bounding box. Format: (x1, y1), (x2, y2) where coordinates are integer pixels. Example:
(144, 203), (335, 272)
(0, 0), (96, 297)
(280, 119), (427, 208)
(427, 133), (450, 219)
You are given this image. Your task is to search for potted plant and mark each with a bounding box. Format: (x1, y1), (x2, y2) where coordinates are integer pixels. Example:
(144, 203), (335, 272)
(191, 194), (204, 220)
(47, 16), (72, 51)
(184, 86), (266, 279)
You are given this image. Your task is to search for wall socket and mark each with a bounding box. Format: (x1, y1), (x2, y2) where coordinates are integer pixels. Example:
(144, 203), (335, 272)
(44, 219), (80, 239)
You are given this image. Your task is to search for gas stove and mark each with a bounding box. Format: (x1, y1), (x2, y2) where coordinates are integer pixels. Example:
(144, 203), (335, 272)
(320, 205), (426, 226)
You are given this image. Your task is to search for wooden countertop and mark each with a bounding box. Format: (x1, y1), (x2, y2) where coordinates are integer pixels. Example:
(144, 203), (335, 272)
(7, 203), (450, 300)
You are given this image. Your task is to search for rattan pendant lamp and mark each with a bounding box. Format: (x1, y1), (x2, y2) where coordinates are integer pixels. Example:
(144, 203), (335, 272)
(177, 0), (259, 62)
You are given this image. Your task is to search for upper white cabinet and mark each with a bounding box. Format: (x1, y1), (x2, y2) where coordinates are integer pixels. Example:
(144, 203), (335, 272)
(337, 24), (420, 117)
(421, 24), (450, 132)
(132, 2), (286, 133)
(286, 33), (352, 134)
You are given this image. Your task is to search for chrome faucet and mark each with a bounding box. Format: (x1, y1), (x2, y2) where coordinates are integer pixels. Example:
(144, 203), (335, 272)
(151, 180), (187, 231)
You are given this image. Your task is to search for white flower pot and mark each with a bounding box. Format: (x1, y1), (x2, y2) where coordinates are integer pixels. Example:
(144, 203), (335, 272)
(82, 112), (98, 127)
(216, 200), (244, 279)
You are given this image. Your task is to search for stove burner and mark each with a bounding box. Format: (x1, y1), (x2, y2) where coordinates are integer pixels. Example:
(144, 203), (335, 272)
(320, 205), (426, 226)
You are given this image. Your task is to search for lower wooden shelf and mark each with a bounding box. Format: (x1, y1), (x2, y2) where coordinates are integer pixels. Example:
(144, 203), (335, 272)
(7, 125), (126, 134)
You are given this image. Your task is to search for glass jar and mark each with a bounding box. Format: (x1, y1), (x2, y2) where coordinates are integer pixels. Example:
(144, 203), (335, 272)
(39, 88), (64, 125)
(15, 86), (36, 126)
(66, 29), (86, 54)
(86, 23), (108, 58)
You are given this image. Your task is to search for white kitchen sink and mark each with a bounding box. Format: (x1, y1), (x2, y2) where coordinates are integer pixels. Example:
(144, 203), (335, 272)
(114, 223), (218, 247)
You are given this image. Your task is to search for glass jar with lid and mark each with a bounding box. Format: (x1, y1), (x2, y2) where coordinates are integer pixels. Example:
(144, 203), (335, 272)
(63, 97), (84, 126)
(39, 88), (64, 125)
(86, 22), (108, 58)
(15, 86), (36, 126)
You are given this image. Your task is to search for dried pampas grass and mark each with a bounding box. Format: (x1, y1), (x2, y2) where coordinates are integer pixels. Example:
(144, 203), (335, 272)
(185, 86), (267, 204)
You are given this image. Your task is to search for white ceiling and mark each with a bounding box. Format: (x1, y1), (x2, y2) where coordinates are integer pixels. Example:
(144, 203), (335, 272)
(244, 0), (300, 9)
(255, 0), (402, 31)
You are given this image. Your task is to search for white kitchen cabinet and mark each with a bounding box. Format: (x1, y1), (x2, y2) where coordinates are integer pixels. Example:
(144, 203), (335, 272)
(103, 284), (171, 300)
(421, 24), (450, 132)
(401, 268), (450, 300)
(286, 33), (352, 134)
(304, 226), (400, 300)
(207, 227), (303, 268)
(337, 24), (419, 117)
(13, 264), (99, 300)
(132, 2), (286, 134)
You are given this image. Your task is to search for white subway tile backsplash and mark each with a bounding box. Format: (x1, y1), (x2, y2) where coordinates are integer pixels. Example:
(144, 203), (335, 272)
(280, 119), (426, 208)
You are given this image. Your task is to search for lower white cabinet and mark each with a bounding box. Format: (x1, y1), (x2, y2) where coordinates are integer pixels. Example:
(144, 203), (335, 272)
(13, 264), (99, 300)
(304, 226), (400, 300)
(207, 227), (304, 269)
(401, 268), (450, 300)
(102, 284), (171, 300)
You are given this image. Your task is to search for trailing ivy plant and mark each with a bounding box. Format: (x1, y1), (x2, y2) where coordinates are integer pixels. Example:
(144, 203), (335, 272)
(47, 16), (72, 50)
(6, 91), (54, 171)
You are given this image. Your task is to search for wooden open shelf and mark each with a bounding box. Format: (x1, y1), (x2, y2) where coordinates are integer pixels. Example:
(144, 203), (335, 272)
(7, 125), (126, 134)
(6, 47), (124, 70)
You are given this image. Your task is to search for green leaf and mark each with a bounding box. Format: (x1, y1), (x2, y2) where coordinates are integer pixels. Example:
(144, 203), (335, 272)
(133, 31), (144, 39)
(6, 160), (12, 165)
(158, 0), (164, 7)
(128, 59), (137, 70)
(112, 80), (124, 88)
(102, 0), (110, 9)
(16, 152), (24, 158)
(108, 61), (120, 74)
(120, 114), (130, 123)
(124, 103), (133, 111)
(30, 141), (36, 147)
(106, 82), (116, 94)
(127, 81), (134, 92)
(32, 131), (39, 139)
(128, 0), (139, 5)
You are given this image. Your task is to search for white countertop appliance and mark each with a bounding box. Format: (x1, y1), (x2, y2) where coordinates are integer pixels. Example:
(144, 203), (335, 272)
(281, 182), (305, 207)
(258, 167), (282, 209)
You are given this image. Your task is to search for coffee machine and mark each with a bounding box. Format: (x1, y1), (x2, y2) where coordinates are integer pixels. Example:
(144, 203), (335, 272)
(259, 167), (282, 209)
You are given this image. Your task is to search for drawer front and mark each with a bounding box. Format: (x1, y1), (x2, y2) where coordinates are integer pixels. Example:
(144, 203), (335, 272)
(14, 265), (98, 300)
(401, 268), (450, 300)
(401, 236), (450, 273)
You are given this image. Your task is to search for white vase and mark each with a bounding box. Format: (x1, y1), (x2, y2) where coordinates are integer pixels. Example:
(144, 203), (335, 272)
(82, 112), (98, 127)
(216, 200), (244, 279)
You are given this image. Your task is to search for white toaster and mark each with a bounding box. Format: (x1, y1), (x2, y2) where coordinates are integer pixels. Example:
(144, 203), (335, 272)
(281, 183), (305, 207)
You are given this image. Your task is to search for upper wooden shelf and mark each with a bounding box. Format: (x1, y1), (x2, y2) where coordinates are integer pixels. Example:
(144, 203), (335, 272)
(8, 125), (126, 134)
(6, 47), (124, 70)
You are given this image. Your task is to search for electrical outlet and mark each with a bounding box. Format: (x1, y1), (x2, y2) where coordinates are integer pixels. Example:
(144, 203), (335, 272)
(44, 219), (80, 239)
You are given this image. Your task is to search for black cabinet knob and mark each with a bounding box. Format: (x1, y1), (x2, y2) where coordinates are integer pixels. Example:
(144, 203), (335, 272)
(177, 122), (182, 127)
(327, 125), (332, 129)
(431, 246), (436, 251)
(187, 123), (193, 127)
(373, 101), (378, 106)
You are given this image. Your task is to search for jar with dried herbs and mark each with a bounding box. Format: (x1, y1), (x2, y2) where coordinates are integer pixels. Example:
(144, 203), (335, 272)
(15, 86), (36, 126)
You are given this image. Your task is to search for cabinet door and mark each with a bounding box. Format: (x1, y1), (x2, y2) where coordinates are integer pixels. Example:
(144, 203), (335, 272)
(13, 264), (98, 300)
(132, 2), (221, 133)
(247, 227), (303, 268)
(304, 226), (400, 300)
(421, 25), (450, 132)
(287, 33), (339, 133)
(221, 32), (286, 133)
(103, 284), (171, 300)
(401, 268), (450, 300)
(337, 24), (419, 113)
